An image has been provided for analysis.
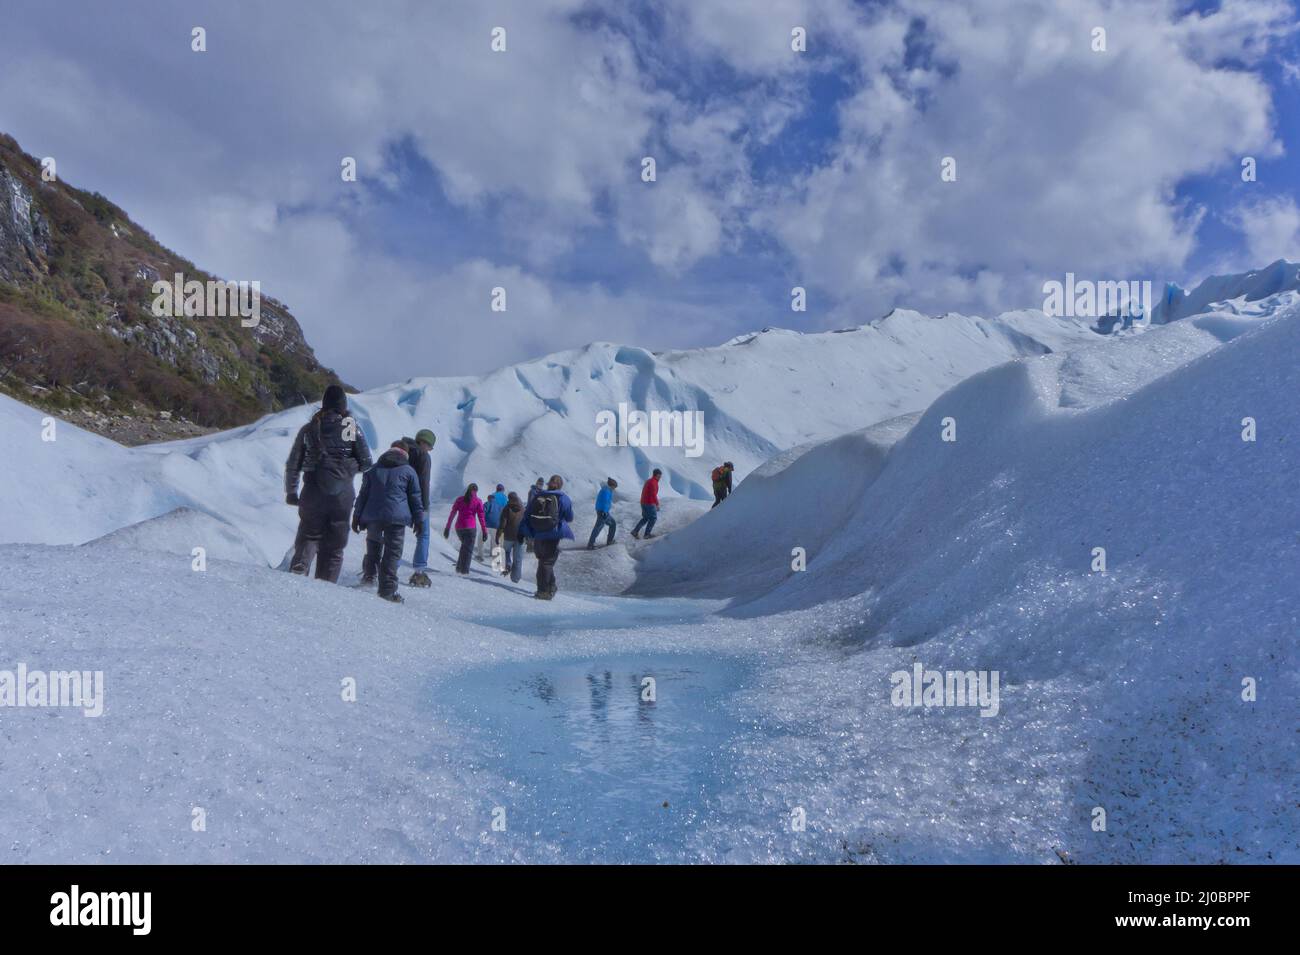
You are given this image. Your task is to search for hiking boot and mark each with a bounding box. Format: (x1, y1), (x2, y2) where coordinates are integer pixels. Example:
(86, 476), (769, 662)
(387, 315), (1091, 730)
(631, 530), (640, 540)
(360, 574), (376, 587)
(586, 543), (595, 550)
(408, 571), (431, 588)
(533, 591), (554, 601)
(380, 592), (404, 604)
(644, 532), (656, 539)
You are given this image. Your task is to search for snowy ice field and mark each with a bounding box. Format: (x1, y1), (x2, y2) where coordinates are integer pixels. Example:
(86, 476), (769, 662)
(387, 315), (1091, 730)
(1, 266), (1297, 863)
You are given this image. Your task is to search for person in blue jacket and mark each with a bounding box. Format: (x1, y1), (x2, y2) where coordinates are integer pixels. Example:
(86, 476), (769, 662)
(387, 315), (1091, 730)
(520, 474), (574, 600)
(587, 477), (618, 549)
(480, 483), (508, 562)
(351, 442), (425, 603)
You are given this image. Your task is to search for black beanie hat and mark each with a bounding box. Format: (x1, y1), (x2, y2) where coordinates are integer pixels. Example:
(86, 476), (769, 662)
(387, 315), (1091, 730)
(322, 384), (347, 413)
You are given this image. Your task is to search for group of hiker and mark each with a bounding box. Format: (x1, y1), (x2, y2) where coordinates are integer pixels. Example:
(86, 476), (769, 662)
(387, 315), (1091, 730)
(283, 385), (738, 604)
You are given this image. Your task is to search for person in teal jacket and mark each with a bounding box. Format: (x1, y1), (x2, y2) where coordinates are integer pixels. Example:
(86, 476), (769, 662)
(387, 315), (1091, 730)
(587, 477), (618, 549)
(479, 483), (508, 561)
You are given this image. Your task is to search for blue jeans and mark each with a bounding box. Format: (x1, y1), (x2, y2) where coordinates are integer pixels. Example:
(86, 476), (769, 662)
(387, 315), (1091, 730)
(412, 511), (431, 570)
(633, 504), (657, 537)
(477, 524), (497, 561)
(588, 511), (616, 547)
(505, 538), (525, 582)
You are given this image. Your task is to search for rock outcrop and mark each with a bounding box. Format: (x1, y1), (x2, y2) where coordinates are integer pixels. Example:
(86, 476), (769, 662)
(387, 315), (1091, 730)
(0, 132), (347, 434)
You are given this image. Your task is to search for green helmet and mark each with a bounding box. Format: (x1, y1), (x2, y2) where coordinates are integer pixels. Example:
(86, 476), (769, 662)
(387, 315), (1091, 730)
(415, 428), (436, 447)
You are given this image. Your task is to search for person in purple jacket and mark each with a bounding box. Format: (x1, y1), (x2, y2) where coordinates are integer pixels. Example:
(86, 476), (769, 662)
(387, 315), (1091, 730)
(444, 484), (487, 576)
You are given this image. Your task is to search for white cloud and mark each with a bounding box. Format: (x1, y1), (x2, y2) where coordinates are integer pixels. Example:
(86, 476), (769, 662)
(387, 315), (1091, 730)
(0, 0), (737, 383)
(1226, 195), (1300, 265)
(615, 178), (725, 271)
(1170, 0), (1298, 66)
(0, 0), (1294, 387)
(150, 198), (735, 387)
(745, 0), (1289, 320)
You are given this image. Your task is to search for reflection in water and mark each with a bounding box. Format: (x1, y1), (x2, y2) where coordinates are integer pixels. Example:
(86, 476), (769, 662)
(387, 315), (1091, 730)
(585, 670), (613, 726)
(523, 673), (557, 706)
(442, 653), (749, 862)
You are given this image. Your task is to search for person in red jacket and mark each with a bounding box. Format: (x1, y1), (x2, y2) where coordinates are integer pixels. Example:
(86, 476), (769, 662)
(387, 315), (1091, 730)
(632, 468), (662, 539)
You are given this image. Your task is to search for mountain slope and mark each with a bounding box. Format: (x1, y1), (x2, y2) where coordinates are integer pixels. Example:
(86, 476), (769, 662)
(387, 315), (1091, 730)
(0, 132), (344, 437)
(1151, 258), (1300, 324)
(0, 306), (1102, 561)
(6, 259), (1298, 569)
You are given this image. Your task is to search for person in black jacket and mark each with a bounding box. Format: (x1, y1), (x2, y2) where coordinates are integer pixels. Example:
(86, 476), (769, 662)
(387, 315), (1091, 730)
(284, 384), (372, 582)
(399, 429), (436, 587)
(710, 462), (735, 509)
(352, 442), (424, 603)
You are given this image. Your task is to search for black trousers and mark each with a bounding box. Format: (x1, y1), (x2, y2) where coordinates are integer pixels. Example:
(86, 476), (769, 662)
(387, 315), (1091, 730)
(455, 527), (476, 574)
(533, 538), (560, 595)
(712, 485), (729, 508)
(290, 485), (353, 582)
(364, 524), (406, 597)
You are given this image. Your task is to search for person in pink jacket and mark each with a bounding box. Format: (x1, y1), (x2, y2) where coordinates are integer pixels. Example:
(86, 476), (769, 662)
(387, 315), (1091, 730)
(444, 484), (488, 575)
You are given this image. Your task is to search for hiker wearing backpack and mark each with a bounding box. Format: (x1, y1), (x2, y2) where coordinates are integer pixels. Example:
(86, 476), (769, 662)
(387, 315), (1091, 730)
(480, 483), (508, 562)
(711, 461), (734, 508)
(587, 477), (618, 549)
(399, 429), (436, 587)
(524, 478), (545, 553)
(352, 441), (424, 603)
(444, 484), (487, 575)
(631, 469), (661, 539)
(499, 491), (526, 582)
(521, 474), (574, 600)
(284, 384), (373, 582)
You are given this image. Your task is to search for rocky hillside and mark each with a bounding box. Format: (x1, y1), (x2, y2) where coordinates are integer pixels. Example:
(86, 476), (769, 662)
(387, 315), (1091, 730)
(0, 133), (345, 442)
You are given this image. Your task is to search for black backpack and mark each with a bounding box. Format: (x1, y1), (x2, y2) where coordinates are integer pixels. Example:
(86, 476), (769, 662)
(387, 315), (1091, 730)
(312, 413), (357, 497)
(528, 491), (560, 533)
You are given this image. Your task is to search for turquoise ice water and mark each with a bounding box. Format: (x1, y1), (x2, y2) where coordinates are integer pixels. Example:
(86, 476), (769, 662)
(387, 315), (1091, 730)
(438, 653), (752, 862)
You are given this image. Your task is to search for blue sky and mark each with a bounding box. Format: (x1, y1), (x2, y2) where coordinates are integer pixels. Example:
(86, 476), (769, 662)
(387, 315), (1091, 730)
(1181, 44), (1300, 274)
(2, 0), (1297, 386)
